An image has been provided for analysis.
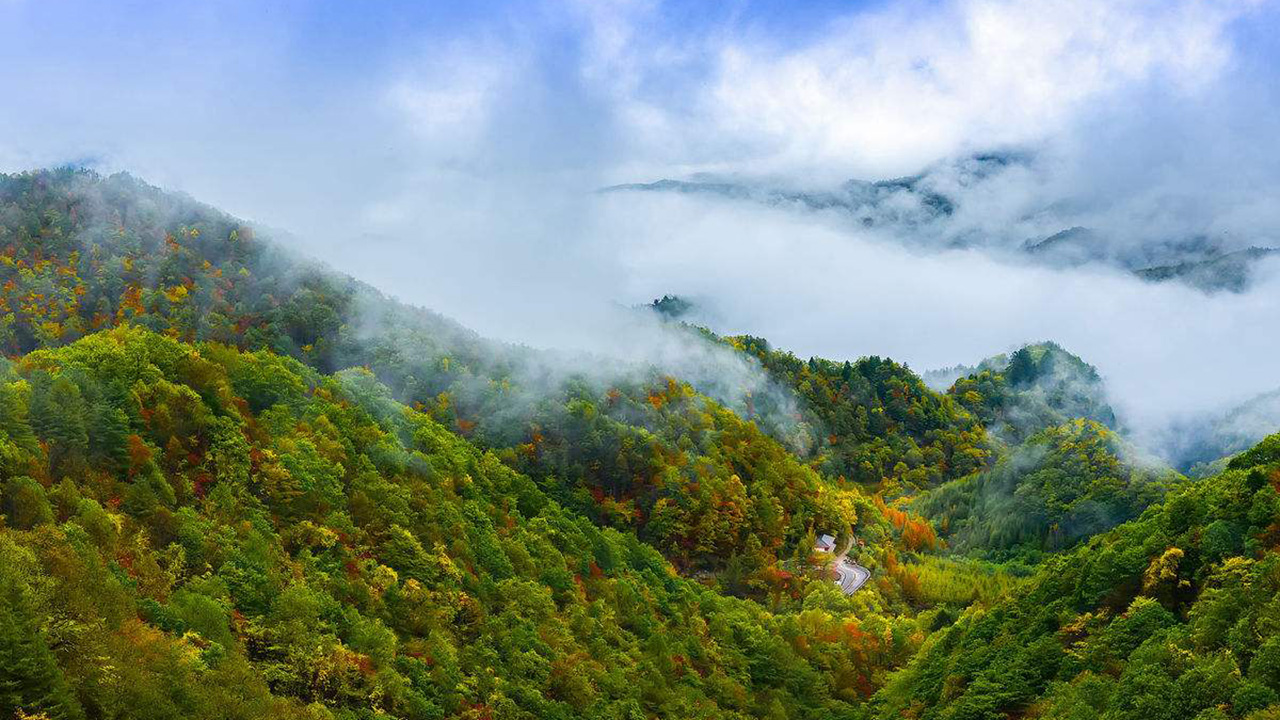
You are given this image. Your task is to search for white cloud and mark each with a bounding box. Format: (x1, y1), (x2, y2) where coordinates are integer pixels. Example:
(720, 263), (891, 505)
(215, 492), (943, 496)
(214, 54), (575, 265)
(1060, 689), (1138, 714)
(387, 40), (515, 150)
(611, 0), (1251, 177)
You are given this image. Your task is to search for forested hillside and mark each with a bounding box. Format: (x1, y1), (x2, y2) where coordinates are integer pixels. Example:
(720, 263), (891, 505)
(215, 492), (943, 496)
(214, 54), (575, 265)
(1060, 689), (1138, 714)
(0, 168), (1276, 720)
(944, 342), (1118, 444)
(0, 327), (946, 719)
(723, 335), (991, 489)
(914, 420), (1179, 557)
(873, 434), (1280, 720)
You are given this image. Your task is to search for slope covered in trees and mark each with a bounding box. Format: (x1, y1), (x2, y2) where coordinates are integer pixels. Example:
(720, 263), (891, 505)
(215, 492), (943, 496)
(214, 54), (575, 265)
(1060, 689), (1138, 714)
(910, 344), (1192, 558)
(944, 342), (1117, 444)
(913, 419), (1180, 557)
(872, 433), (1280, 720)
(497, 374), (867, 573)
(0, 327), (944, 720)
(724, 335), (992, 490)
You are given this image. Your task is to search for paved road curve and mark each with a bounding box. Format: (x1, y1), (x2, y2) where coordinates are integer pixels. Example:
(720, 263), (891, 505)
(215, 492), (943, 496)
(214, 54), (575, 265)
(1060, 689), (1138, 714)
(832, 539), (871, 594)
(834, 557), (871, 594)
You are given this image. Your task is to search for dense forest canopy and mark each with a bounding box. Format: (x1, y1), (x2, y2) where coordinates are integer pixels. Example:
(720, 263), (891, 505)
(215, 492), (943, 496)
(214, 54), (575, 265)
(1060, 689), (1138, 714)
(0, 327), (940, 719)
(874, 434), (1280, 720)
(0, 168), (1275, 720)
(913, 419), (1180, 559)
(723, 335), (992, 490)
(944, 342), (1118, 445)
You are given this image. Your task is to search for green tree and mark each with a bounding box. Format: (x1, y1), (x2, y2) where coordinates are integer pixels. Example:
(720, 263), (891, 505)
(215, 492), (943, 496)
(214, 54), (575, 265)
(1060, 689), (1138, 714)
(29, 375), (88, 479)
(3, 477), (53, 530)
(0, 560), (84, 720)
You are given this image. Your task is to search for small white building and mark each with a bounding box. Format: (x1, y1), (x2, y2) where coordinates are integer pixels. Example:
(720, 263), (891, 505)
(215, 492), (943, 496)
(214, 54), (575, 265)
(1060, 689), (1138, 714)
(815, 534), (837, 553)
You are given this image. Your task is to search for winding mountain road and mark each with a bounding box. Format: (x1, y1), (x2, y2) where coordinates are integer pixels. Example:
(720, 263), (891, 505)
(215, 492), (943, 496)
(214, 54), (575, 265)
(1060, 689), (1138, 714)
(833, 540), (871, 594)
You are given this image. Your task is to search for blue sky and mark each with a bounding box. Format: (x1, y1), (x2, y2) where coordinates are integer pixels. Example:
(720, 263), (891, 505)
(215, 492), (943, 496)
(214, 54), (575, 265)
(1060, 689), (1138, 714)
(1, 0), (1279, 428)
